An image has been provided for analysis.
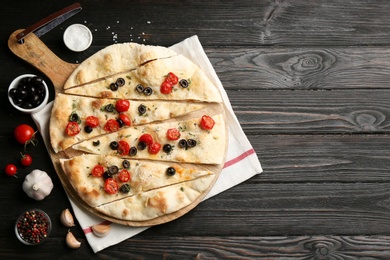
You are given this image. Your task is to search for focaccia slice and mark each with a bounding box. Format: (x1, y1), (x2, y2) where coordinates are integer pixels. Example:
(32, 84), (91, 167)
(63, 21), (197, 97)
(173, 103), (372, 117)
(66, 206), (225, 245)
(50, 93), (205, 153)
(95, 174), (215, 221)
(64, 42), (177, 89)
(60, 154), (214, 208)
(64, 54), (222, 103)
(72, 114), (226, 165)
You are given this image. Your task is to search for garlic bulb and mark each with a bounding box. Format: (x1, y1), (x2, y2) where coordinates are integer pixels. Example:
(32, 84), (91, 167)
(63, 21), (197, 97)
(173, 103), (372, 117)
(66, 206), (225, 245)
(22, 169), (53, 200)
(60, 208), (75, 227)
(66, 231), (81, 249)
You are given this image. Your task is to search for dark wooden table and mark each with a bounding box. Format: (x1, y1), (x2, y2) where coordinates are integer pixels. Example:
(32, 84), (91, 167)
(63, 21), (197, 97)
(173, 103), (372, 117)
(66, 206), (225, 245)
(2, 0), (390, 258)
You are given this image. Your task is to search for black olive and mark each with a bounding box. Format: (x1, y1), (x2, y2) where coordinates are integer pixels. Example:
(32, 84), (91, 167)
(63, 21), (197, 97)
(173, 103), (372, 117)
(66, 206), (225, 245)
(30, 76), (44, 87)
(69, 112), (80, 123)
(122, 160), (130, 169)
(143, 87), (153, 96)
(104, 104), (115, 112)
(166, 167), (176, 176)
(84, 126), (93, 133)
(179, 79), (189, 88)
(178, 139), (188, 148)
(137, 141), (147, 150)
(135, 84), (144, 93)
(187, 139), (197, 148)
(109, 82), (118, 91)
(28, 94), (41, 106)
(116, 118), (124, 128)
(129, 146), (138, 156)
(22, 102), (33, 109)
(116, 78), (125, 87)
(103, 171), (111, 179)
(9, 88), (17, 98)
(16, 88), (28, 99)
(138, 104), (147, 115)
(120, 184), (131, 193)
(108, 165), (119, 175)
(36, 84), (45, 94)
(93, 140), (100, 146)
(163, 144), (172, 153)
(110, 141), (119, 150)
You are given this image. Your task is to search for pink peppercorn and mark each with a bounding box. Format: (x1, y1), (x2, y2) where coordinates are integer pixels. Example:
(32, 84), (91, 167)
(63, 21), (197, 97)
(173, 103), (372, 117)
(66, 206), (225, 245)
(15, 209), (51, 245)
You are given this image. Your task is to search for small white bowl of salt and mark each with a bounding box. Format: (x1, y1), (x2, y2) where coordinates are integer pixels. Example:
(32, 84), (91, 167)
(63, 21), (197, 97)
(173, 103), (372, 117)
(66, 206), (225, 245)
(63, 24), (93, 52)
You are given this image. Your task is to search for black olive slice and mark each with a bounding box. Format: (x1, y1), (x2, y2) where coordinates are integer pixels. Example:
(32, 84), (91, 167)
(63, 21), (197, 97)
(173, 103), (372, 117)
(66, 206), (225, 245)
(187, 139), (197, 148)
(138, 104), (147, 115)
(178, 139), (188, 148)
(166, 167), (176, 176)
(136, 84), (144, 93)
(163, 144), (172, 153)
(110, 141), (119, 150)
(84, 126), (93, 133)
(137, 141), (147, 150)
(143, 87), (153, 96)
(109, 82), (118, 91)
(120, 184), (131, 193)
(69, 112), (80, 123)
(93, 140), (100, 146)
(116, 78), (125, 87)
(104, 104), (115, 112)
(129, 146), (138, 156)
(103, 171), (111, 179)
(122, 160), (130, 169)
(108, 165), (119, 175)
(116, 118), (124, 128)
(179, 79), (189, 88)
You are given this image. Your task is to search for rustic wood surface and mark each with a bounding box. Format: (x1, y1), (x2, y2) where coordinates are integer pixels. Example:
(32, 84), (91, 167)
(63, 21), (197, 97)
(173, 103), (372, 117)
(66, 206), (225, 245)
(1, 0), (390, 258)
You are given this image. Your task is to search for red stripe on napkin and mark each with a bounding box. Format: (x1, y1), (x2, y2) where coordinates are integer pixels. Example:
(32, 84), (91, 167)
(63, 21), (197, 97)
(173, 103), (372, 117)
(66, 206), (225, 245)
(84, 220), (112, 234)
(223, 148), (256, 169)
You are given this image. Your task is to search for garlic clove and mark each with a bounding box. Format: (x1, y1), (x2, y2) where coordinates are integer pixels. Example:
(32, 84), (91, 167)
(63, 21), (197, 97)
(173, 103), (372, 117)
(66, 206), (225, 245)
(66, 231), (81, 249)
(91, 223), (111, 237)
(60, 208), (75, 227)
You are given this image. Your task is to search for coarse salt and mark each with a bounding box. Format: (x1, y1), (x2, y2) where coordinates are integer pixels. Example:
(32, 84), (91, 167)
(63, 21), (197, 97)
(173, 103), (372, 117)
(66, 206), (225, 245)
(64, 24), (93, 52)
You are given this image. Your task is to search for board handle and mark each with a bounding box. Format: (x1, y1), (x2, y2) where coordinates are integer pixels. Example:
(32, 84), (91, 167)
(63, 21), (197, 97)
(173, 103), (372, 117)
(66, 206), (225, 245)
(8, 29), (78, 92)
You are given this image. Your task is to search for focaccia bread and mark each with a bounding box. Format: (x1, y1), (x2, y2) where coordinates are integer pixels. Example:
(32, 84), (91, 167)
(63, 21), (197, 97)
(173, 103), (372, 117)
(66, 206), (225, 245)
(95, 174), (215, 221)
(64, 42), (177, 89)
(64, 54), (222, 102)
(72, 114), (226, 165)
(50, 93), (206, 153)
(61, 154), (214, 209)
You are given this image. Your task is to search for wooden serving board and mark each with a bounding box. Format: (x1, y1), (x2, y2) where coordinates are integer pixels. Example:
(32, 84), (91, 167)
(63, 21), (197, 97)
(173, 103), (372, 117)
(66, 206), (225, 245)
(8, 29), (227, 226)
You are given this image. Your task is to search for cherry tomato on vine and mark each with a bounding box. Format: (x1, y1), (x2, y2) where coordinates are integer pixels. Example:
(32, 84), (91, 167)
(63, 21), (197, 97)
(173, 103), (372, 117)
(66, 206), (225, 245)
(14, 124), (36, 144)
(5, 164), (17, 176)
(20, 154), (32, 167)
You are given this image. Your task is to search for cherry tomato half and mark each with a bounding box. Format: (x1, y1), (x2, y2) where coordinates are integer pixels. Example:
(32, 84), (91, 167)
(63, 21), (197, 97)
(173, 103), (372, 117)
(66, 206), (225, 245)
(139, 133), (154, 146)
(148, 142), (162, 154)
(166, 128), (181, 140)
(199, 115), (215, 130)
(104, 119), (120, 132)
(118, 169), (131, 182)
(85, 116), (100, 128)
(65, 122), (81, 136)
(117, 140), (130, 156)
(165, 72), (179, 85)
(14, 124), (36, 144)
(20, 154), (32, 167)
(115, 100), (130, 113)
(104, 178), (119, 194)
(91, 164), (105, 177)
(160, 81), (173, 94)
(5, 164), (17, 176)
(118, 113), (131, 126)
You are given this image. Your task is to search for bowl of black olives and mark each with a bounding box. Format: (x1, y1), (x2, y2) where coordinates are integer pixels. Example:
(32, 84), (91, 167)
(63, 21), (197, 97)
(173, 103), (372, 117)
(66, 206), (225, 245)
(8, 74), (49, 114)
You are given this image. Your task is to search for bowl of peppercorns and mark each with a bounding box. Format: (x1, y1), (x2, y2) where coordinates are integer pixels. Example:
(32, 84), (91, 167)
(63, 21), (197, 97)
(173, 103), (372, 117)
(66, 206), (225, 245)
(8, 74), (49, 114)
(15, 209), (52, 245)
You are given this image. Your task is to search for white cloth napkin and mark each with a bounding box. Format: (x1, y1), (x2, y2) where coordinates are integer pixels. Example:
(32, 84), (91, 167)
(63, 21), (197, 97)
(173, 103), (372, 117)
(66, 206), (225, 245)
(32, 35), (262, 253)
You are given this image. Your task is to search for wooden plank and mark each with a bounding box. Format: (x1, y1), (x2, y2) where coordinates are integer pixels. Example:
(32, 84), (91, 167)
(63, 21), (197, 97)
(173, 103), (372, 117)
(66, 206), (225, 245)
(227, 89), (390, 134)
(4, 1), (390, 48)
(207, 47), (390, 90)
(250, 134), (390, 182)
